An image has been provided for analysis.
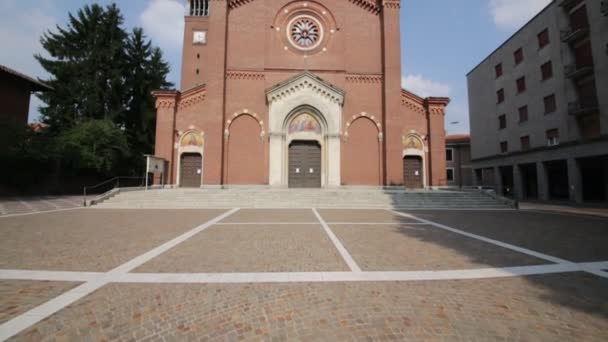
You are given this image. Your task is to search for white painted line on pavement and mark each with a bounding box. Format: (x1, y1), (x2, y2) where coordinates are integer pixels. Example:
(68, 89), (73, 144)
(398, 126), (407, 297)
(0, 207), (84, 218)
(0, 208), (239, 341)
(391, 210), (608, 279)
(215, 222), (319, 225)
(17, 199), (35, 212)
(40, 198), (62, 210)
(113, 263), (584, 284)
(0, 270), (102, 282)
(313, 208), (361, 272)
(2, 260), (607, 284)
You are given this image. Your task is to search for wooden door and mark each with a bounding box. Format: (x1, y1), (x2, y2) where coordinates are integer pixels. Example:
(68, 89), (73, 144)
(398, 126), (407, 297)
(180, 153), (202, 188)
(289, 141), (321, 188)
(403, 156), (423, 189)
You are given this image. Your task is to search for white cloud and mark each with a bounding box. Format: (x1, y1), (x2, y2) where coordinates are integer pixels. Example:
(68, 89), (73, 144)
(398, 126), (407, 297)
(401, 74), (451, 98)
(141, 0), (185, 53)
(489, 0), (552, 30)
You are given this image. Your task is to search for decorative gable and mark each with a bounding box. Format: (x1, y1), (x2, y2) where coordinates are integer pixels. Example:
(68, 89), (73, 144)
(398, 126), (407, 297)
(265, 71), (345, 106)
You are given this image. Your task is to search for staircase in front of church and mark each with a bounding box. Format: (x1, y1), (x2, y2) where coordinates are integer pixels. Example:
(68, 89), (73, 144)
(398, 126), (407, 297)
(93, 188), (515, 209)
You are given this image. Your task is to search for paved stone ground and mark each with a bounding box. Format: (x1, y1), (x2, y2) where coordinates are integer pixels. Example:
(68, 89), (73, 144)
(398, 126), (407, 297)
(0, 209), (225, 271)
(221, 209), (319, 223)
(136, 224), (349, 273)
(318, 209), (419, 224)
(11, 273), (608, 341)
(0, 281), (79, 325)
(0, 196), (82, 216)
(405, 210), (608, 262)
(331, 223), (544, 271)
(0, 208), (607, 341)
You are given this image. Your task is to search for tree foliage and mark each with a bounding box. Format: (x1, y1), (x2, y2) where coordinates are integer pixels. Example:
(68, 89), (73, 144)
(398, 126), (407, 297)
(34, 3), (172, 177)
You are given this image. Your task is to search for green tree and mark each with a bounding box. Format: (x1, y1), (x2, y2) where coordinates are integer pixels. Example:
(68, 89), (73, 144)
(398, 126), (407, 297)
(55, 120), (130, 175)
(36, 4), (128, 131)
(33, 3), (173, 177)
(123, 28), (172, 158)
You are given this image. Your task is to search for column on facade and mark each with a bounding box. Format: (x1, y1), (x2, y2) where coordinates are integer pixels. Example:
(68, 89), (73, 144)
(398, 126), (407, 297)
(536, 161), (549, 201)
(152, 91), (178, 184)
(493, 166), (503, 196)
(268, 133), (284, 187)
(513, 165), (524, 201)
(380, 0), (404, 185)
(567, 158), (583, 203)
(326, 134), (341, 187)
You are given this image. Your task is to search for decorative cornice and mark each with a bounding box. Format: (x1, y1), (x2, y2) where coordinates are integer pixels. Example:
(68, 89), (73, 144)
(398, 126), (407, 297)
(226, 70), (266, 81)
(345, 74), (383, 84)
(228, 0), (255, 10)
(348, 0), (381, 14)
(382, 0), (400, 10)
(178, 85), (207, 111)
(228, 0), (381, 15)
(401, 90), (426, 115)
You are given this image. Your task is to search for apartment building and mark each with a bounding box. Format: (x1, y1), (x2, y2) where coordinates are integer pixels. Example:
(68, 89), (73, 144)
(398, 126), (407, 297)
(467, 0), (608, 203)
(446, 135), (473, 188)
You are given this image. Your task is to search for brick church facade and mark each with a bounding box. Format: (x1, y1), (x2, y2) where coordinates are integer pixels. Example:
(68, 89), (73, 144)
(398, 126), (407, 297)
(153, 0), (449, 188)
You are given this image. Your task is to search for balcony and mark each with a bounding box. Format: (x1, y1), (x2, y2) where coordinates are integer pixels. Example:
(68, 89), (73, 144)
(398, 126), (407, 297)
(602, 1), (608, 16)
(568, 98), (599, 117)
(564, 63), (594, 79)
(559, 0), (583, 10)
(560, 27), (590, 43)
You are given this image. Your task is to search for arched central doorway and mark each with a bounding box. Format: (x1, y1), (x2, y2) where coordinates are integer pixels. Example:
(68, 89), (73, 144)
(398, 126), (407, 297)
(289, 141), (322, 188)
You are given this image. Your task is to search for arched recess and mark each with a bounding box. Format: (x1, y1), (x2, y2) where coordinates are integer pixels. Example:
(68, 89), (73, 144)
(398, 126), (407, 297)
(177, 130), (204, 187)
(343, 116), (381, 185)
(402, 133), (427, 189)
(226, 114), (266, 184)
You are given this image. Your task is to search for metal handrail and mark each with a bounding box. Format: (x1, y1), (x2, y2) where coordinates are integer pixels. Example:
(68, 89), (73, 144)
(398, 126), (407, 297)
(83, 176), (145, 206)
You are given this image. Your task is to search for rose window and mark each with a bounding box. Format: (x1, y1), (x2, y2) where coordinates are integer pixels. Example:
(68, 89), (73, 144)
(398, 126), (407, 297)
(287, 15), (323, 50)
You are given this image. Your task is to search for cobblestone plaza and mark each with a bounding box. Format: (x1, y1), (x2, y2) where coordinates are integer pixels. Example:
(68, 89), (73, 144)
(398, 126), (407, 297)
(0, 207), (607, 341)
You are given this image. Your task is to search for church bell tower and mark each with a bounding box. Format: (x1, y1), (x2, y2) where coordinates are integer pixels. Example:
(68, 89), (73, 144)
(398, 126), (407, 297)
(181, 0), (211, 90)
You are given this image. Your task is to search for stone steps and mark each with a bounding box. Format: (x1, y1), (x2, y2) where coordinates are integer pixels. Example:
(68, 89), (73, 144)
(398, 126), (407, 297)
(95, 188), (513, 209)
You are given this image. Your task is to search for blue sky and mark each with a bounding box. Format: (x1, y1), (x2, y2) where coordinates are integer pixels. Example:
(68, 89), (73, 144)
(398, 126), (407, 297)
(0, 0), (552, 134)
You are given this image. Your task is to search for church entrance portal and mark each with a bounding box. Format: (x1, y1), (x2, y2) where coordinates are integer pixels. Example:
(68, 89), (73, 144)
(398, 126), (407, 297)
(288, 141), (322, 188)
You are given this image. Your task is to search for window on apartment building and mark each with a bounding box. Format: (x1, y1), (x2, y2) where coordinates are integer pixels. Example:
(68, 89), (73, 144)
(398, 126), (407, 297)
(500, 141), (509, 153)
(521, 136), (531, 151)
(546, 129), (559, 146)
(497, 89), (505, 104)
(518, 106), (529, 122)
(541, 61), (553, 80)
(514, 48), (524, 65)
(446, 168), (455, 182)
(499, 114), (507, 129)
(516, 77), (527, 93)
(544, 94), (557, 114)
(495, 63), (503, 78)
(538, 29), (550, 49)
(446, 149), (454, 161)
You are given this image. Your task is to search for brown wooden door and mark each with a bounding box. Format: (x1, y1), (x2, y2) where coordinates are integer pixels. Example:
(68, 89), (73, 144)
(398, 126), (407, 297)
(289, 141), (321, 188)
(403, 156), (423, 189)
(180, 153), (202, 188)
